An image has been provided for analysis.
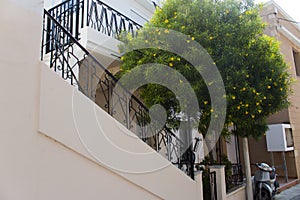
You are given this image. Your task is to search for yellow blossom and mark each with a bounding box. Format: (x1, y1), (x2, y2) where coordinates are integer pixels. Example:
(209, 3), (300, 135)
(267, 85), (271, 89)
(164, 30), (169, 34)
(169, 63), (173, 67)
(170, 57), (175, 61)
(251, 115), (255, 119)
(258, 110), (262, 113)
(153, 53), (156, 57)
(181, 26), (185, 29)
(237, 106), (241, 110)
(187, 40), (191, 43)
(245, 104), (249, 107)
(209, 36), (213, 40)
(145, 40), (148, 43)
(256, 102), (260, 106)
(177, 58), (181, 61)
(245, 10), (252, 15)
(120, 56), (125, 61)
(245, 111), (249, 115)
(192, 37), (195, 41)
(204, 101), (208, 105)
(210, 109), (214, 113)
(226, 10), (229, 14)
(232, 96), (236, 100)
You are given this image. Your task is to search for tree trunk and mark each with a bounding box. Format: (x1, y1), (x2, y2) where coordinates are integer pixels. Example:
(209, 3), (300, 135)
(242, 137), (253, 200)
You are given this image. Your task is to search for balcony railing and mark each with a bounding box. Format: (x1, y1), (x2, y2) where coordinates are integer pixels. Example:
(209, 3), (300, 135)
(87, 0), (142, 38)
(45, 0), (142, 44)
(41, 2), (196, 179)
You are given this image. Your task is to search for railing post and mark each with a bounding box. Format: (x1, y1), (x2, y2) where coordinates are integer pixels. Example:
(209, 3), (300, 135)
(167, 133), (172, 161)
(187, 115), (195, 180)
(85, 0), (90, 27)
(126, 96), (130, 129)
(209, 165), (226, 200)
(107, 78), (113, 115)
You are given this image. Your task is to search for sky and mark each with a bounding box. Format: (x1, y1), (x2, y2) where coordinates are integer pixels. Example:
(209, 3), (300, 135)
(256, 0), (300, 22)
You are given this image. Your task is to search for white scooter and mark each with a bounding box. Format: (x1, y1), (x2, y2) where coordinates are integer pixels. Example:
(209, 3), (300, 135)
(252, 163), (279, 200)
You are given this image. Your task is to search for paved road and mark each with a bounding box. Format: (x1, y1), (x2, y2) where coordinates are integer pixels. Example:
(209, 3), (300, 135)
(275, 184), (300, 200)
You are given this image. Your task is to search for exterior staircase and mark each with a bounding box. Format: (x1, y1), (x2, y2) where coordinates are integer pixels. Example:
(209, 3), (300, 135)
(41, 0), (196, 180)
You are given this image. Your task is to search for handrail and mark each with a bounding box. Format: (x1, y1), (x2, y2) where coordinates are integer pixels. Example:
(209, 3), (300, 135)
(42, 1), (194, 179)
(44, 9), (114, 79)
(43, 9), (149, 111)
(93, 0), (142, 27)
(87, 0), (142, 38)
(47, 0), (143, 42)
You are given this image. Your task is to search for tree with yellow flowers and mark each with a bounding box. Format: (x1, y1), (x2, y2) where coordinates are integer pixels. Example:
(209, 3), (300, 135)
(119, 0), (291, 198)
(120, 0), (291, 137)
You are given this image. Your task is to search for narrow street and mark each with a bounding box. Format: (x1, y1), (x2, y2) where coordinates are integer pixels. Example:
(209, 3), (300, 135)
(276, 184), (300, 200)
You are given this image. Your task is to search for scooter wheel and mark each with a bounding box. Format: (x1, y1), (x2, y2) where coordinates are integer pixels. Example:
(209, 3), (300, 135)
(255, 188), (271, 200)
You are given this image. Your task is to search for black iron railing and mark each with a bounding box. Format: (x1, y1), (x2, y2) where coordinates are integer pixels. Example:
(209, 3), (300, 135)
(45, 0), (142, 45)
(227, 163), (244, 192)
(45, 0), (85, 53)
(41, 7), (195, 178)
(203, 170), (217, 200)
(87, 0), (142, 38)
(230, 163), (244, 184)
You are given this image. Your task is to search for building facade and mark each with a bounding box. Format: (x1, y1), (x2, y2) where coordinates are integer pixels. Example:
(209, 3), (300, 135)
(226, 0), (300, 182)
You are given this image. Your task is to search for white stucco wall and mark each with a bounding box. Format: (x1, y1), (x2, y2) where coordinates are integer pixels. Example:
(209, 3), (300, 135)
(1, 0), (157, 199)
(0, 0), (43, 199)
(0, 0), (202, 199)
(39, 65), (202, 200)
(226, 186), (246, 200)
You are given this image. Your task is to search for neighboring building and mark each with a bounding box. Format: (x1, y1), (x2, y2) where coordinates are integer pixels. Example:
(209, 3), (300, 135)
(226, 0), (300, 182)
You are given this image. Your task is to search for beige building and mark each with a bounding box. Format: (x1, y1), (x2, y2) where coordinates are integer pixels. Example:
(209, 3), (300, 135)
(225, 0), (300, 182)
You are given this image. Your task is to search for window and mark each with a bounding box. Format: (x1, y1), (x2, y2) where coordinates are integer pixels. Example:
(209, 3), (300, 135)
(293, 50), (300, 76)
(285, 128), (294, 148)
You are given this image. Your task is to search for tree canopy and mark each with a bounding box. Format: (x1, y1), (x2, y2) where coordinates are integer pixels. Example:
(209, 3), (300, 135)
(119, 0), (292, 138)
